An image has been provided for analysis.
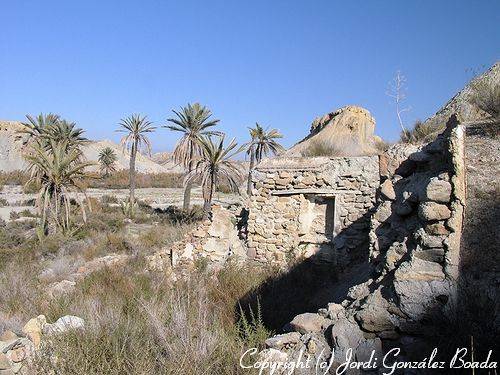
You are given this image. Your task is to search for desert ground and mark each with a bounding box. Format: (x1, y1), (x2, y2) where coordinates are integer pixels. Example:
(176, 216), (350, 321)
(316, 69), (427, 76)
(0, 185), (241, 221)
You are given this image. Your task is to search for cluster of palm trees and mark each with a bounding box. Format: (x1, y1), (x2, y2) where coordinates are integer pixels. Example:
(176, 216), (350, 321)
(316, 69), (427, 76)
(20, 103), (285, 235)
(116, 103), (285, 217)
(20, 114), (93, 237)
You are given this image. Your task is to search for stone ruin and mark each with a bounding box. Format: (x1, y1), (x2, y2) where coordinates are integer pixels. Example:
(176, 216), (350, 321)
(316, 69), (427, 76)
(146, 105), (477, 370)
(256, 115), (467, 372)
(246, 155), (379, 266)
(147, 105), (384, 271)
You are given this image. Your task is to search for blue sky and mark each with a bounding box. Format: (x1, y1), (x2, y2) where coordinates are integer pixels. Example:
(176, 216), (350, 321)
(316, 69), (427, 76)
(1, 0), (499, 152)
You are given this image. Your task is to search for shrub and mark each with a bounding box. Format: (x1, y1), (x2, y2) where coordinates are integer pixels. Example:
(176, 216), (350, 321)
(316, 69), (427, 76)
(28, 262), (273, 374)
(0, 198), (8, 207)
(301, 139), (342, 157)
(153, 205), (204, 225)
(100, 195), (119, 204)
(88, 171), (184, 189)
(0, 171), (29, 186)
(400, 120), (445, 144)
(469, 79), (500, 122)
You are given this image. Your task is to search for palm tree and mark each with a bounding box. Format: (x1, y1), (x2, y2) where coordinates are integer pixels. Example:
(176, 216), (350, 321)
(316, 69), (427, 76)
(117, 114), (156, 210)
(20, 113), (61, 140)
(244, 123), (284, 195)
(20, 115), (88, 157)
(164, 103), (221, 210)
(185, 135), (242, 217)
(45, 119), (89, 152)
(25, 138), (93, 236)
(98, 147), (118, 177)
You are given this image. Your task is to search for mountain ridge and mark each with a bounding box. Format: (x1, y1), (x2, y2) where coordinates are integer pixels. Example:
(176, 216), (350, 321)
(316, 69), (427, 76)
(0, 120), (180, 174)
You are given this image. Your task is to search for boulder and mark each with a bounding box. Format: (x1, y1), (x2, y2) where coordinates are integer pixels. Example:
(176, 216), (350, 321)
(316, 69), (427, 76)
(424, 222), (449, 235)
(394, 258), (445, 281)
(326, 303), (346, 321)
(47, 280), (76, 298)
(0, 332), (17, 342)
(257, 348), (288, 365)
(347, 281), (371, 300)
(22, 315), (46, 349)
(328, 318), (364, 351)
(355, 288), (395, 332)
(380, 179), (396, 200)
(415, 228), (445, 248)
(0, 353), (11, 370)
(265, 332), (301, 349)
(394, 278), (453, 322)
(425, 178), (452, 203)
(408, 151), (432, 162)
(414, 248), (445, 263)
(44, 315), (85, 335)
(381, 143), (419, 178)
(373, 201), (392, 222)
(356, 338), (383, 363)
(289, 313), (329, 334)
(418, 202), (451, 221)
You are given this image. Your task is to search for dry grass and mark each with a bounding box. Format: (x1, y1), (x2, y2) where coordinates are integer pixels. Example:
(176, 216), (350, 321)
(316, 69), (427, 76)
(0, 194), (273, 374)
(0, 170), (185, 191)
(469, 79), (500, 122)
(2, 260), (273, 374)
(400, 120), (445, 144)
(88, 170), (184, 189)
(301, 139), (343, 157)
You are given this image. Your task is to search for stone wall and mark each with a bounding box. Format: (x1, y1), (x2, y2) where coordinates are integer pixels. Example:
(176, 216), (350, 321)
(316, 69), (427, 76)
(368, 114), (465, 323)
(146, 205), (246, 273)
(246, 155), (379, 266)
(258, 116), (469, 371)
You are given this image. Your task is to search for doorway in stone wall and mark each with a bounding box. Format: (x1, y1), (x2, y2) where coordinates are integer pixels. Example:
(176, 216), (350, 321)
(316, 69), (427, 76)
(298, 194), (337, 260)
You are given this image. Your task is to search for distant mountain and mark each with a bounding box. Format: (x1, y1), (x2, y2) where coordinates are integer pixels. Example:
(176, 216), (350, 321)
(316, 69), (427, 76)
(0, 120), (178, 174)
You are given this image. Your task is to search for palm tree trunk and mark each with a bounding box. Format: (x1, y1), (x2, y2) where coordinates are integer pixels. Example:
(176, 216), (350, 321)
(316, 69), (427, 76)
(247, 150), (255, 196)
(129, 138), (137, 206)
(183, 150), (194, 211)
(203, 173), (215, 218)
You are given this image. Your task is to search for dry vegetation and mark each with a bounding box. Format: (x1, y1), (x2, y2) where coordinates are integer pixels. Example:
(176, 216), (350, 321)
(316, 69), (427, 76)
(0, 197), (275, 374)
(400, 119), (445, 144)
(300, 139), (342, 157)
(0, 170), (185, 191)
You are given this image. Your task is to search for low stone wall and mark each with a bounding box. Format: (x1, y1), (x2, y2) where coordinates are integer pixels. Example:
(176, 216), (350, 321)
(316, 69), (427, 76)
(246, 156), (379, 266)
(146, 205), (246, 272)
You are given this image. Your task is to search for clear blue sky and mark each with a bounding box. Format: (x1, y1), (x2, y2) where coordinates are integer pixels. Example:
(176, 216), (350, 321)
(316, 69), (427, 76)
(1, 0), (499, 151)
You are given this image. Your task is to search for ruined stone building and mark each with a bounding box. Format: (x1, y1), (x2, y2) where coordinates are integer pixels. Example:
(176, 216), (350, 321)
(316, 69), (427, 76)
(246, 156), (379, 266)
(146, 63), (499, 371)
(246, 106), (381, 267)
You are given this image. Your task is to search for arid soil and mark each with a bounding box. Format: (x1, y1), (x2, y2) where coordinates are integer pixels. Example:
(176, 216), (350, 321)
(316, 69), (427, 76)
(0, 185), (241, 221)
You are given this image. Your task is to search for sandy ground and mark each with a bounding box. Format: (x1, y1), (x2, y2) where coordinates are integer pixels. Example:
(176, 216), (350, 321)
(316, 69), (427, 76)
(0, 185), (241, 221)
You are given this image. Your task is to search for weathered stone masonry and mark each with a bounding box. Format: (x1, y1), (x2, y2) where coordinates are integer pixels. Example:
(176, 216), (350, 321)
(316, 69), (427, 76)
(246, 156), (380, 266)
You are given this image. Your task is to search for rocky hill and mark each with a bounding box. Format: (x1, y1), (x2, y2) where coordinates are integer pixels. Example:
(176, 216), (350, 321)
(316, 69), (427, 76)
(285, 105), (381, 157)
(423, 62), (500, 128)
(0, 120), (176, 174)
